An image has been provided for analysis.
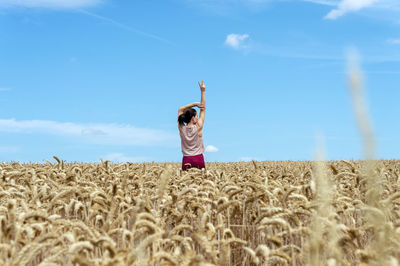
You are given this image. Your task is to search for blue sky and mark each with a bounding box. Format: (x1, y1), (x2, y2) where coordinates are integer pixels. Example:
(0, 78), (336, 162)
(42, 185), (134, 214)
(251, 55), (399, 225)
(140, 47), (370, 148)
(0, 0), (399, 163)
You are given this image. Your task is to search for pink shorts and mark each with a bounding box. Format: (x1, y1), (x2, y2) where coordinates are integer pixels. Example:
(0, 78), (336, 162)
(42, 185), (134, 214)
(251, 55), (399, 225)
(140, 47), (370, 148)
(182, 153), (205, 170)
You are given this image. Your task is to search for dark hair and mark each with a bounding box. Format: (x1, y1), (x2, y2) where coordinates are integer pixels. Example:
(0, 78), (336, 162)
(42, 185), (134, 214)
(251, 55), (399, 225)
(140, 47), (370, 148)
(178, 108), (197, 125)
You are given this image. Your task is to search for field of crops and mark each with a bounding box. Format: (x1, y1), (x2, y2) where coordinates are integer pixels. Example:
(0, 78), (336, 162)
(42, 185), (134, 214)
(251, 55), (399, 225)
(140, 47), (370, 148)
(0, 159), (399, 265)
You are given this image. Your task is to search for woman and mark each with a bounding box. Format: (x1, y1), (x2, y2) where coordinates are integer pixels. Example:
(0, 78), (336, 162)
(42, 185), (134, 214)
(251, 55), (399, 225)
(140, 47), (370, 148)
(178, 81), (206, 170)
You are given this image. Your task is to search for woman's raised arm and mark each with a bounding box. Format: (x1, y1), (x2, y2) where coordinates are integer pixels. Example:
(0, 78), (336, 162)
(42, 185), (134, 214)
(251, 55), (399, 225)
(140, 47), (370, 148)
(178, 102), (201, 116)
(197, 81), (206, 129)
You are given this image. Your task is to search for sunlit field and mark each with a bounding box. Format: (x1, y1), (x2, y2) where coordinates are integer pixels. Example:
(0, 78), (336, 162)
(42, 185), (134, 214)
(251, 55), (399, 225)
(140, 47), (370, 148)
(3, 0), (400, 265)
(1, 159), (399, 265)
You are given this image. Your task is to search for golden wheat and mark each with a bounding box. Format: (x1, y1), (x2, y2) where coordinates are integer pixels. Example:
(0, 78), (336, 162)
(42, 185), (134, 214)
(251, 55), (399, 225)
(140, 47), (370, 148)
(0, 159), (399, 265)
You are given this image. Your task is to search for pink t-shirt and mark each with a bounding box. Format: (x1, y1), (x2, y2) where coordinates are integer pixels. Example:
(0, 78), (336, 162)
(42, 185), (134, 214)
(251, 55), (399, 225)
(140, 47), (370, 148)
(179, 125), (205, 156)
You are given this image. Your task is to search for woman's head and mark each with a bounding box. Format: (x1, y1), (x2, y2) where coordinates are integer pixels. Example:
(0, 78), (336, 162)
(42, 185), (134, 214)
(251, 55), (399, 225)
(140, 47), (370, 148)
(178, 108), (197, 125)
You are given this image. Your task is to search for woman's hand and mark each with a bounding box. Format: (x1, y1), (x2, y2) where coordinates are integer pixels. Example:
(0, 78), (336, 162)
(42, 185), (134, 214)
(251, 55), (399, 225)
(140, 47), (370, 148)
(198, 80), (206, 92)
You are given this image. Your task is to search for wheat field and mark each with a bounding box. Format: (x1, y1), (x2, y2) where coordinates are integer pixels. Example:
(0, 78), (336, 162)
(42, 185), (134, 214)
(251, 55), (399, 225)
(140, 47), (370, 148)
(0, 158), (399, 265)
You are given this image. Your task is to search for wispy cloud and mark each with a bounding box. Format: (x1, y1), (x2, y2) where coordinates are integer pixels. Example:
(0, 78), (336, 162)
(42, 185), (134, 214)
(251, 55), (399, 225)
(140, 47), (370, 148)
(225, 33), (249, 50)
(187, 0), (399, 17)
(0, 87), (11, 91)
(0, 0), (101, 9)
(81, 129), (107, 136)
(205, 145), (219, 153)
(104, 153), (150, 163)
(0, 2), (172, 45)
(77, 9), (173, 45)
(0, 118), (177, 146)
(304, 0), (400, 18)
(324, 0), (379, 19)
(225, 34), (400, 62)
(387, 38), (400, 44)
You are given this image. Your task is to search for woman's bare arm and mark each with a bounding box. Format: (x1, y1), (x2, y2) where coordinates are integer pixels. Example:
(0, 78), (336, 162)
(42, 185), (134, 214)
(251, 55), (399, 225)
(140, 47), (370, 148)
(178, 102), (201, 116)
(197, 81), (206, 129)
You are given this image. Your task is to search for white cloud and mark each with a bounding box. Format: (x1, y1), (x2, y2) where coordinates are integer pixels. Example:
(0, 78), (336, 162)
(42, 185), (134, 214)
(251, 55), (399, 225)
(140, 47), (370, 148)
(325, 0), (379, 19)
(305, 0), (400, 10)
(0, 88), (10, 91)
(387, 38), (400, 44)
(225, 33), (249, 49)
(0, 0), (101, 9)
(186, 0), (399, 19)
(81, 129), (107, 136)
(205, 145), (219, 153)
(0, 118), (177, 146)
(104, 153), (150, 163)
